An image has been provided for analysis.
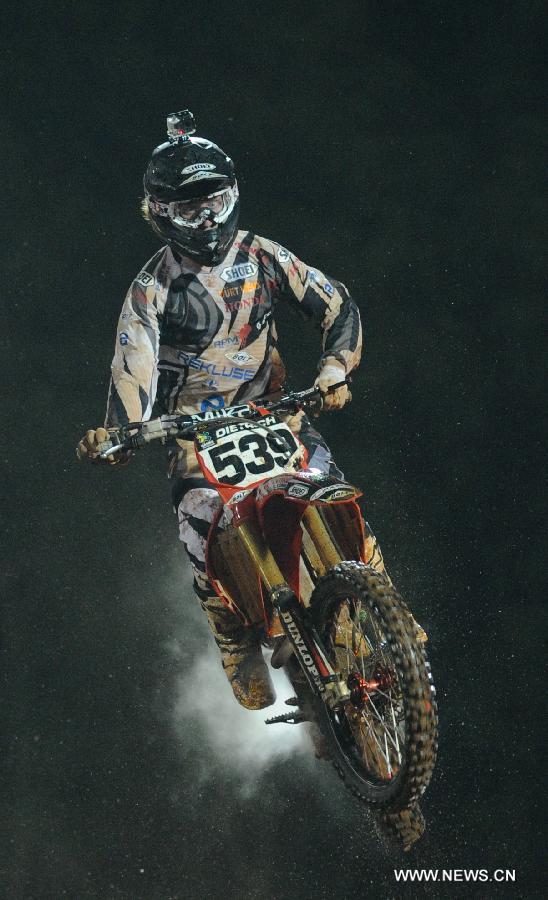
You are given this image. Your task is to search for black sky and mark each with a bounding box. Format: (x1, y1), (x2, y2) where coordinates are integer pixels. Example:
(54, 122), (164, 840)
(2, 1), (545, 898)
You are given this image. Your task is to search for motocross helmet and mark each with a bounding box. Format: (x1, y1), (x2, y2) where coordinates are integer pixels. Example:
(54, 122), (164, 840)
(143, 110), (239, 265)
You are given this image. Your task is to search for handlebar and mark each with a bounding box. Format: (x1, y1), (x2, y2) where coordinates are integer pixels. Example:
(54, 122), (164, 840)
(97, 380), (349, 459)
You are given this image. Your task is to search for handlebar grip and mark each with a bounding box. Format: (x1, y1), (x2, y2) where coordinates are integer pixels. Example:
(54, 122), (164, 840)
(325, 377), (352, 393)
(127, 433), (146, 450)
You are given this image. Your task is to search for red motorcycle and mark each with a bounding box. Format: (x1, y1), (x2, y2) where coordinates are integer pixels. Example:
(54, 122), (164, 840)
(99, 384), (438, 849)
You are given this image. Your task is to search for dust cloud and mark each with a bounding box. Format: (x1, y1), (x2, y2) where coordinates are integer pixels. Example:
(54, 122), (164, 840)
(172, 639), (313, 785)
(163, 567), (314, 788)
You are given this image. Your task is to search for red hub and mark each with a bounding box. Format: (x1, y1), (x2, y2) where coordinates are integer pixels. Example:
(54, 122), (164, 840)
(347, 668), (395, 709)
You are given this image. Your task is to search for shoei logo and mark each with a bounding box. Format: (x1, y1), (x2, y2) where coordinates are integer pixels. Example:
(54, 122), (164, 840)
(181, 163), (216, 175)
(180, 171), (222, 186)
(221, 263), (258, 283)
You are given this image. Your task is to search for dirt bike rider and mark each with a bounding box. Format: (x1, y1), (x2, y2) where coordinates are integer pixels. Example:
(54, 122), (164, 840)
(78, 110), (379, 711)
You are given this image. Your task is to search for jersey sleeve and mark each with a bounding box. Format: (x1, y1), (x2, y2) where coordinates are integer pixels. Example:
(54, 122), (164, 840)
(105, 271), (161, 428)
(258, 236), (362, 374)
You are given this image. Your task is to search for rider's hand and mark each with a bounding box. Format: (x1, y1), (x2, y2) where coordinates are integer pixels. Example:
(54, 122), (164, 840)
(314, 361), (352, 411)
(77, 427), (130, 466)
(280, 409), (305, 433)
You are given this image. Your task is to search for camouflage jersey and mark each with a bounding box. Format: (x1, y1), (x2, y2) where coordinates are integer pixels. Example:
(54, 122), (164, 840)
(105, 230), (362, 427)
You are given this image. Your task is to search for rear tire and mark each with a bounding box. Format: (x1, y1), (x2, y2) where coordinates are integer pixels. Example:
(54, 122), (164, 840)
(310, 562), (437, 811)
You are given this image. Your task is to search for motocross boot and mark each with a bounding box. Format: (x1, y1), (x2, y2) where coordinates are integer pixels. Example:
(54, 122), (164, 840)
(199, 592), (276, 710)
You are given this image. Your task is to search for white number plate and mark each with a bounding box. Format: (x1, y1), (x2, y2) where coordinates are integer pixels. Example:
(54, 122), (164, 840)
(197, 420), (300, 487)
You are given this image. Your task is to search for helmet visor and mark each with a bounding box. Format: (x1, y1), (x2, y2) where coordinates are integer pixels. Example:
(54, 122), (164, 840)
(148, 182), (238, 231)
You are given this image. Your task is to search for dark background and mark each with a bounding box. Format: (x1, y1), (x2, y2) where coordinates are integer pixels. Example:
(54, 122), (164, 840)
(2, 1), (545, 897)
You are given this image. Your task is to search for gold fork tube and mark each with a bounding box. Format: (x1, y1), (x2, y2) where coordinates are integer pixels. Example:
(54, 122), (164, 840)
(301, 507), (342, 569)
(237, 520), (287, 590)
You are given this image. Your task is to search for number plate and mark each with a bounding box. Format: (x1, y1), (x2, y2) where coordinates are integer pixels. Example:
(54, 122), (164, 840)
(197, 419), (300, 488)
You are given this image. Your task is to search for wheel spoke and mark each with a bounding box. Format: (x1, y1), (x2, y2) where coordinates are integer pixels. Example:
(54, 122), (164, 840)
(365, 695), (402, 756)
(384, 732), (392, 777)
(361, 711), (390, 769)
(328, 595), (407, 781)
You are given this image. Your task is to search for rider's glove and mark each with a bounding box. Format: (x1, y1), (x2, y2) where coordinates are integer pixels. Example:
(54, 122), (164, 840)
(280, 409), (305, 434)
(77, 427), (131, 466)
(314, 360), (352, 411)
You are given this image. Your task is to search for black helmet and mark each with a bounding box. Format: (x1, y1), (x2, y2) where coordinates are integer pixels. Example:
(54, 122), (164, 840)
(143, 110), (239, 265)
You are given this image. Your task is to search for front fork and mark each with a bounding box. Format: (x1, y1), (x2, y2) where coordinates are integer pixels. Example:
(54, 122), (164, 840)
(271, 586), (350, 708)
(235, 517), (349, 707)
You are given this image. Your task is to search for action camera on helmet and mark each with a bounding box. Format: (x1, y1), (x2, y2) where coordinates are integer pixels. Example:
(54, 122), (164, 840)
(143, 109), (239, 265)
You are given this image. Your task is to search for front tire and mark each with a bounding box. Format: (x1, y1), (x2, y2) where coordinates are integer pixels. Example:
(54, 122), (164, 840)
(311, 562), (437, 811)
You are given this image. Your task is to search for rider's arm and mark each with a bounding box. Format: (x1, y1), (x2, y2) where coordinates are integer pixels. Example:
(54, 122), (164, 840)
(257, 237), (362, 376)
(105, 272), (162, 428)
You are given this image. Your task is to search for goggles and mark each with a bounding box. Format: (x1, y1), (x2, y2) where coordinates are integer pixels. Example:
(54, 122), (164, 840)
(148, 182), (238, 230)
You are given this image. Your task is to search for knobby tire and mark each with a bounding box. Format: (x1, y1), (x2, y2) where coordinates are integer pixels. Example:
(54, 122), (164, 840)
(310, 561), (438, 813)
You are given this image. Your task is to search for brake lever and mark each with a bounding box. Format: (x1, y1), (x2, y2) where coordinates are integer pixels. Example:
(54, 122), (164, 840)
(100, 441), (128, 458)
(99, 434), (142, 458)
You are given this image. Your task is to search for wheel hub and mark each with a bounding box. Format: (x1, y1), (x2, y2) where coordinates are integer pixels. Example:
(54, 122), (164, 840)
(347, 668), (395, 709)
